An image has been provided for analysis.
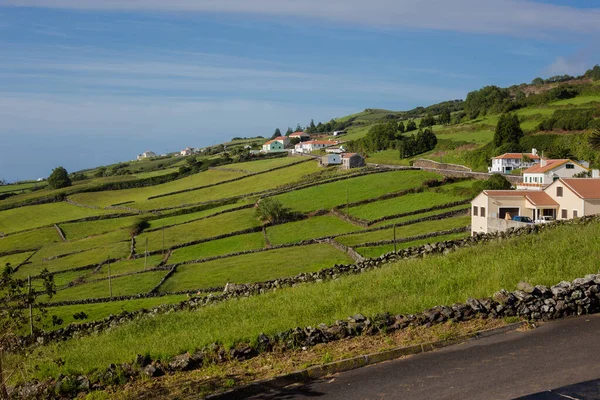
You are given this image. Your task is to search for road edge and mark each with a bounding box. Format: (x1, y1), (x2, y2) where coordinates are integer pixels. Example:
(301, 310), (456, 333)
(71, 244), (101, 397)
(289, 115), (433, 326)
(205, 320), (527, 399)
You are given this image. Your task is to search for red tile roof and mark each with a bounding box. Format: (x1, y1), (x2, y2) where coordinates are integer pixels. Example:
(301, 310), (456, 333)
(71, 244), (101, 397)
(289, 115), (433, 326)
(307, 140), (337, 145)
(560, 178), (600, 199)
(341, 153), (358, 158)
(493, 153), (540, 160)
(523, 159), (586, 174)
(290, 132), (309, 136)
(274, 136), (288, 140)
(482, 190), (558, 207)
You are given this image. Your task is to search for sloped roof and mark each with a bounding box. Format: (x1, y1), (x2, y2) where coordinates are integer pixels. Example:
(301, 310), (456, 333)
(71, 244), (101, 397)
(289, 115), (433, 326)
(493, 153), (540, 160)
(307, 140), (337, 145)
(482, 190), (558, 207)
(560, 178), (600, 200)
(274, 136), (288, 141)
(341, 153), (359, 158)
(523, 159), (586, 174)
(289, 132), (309, 136)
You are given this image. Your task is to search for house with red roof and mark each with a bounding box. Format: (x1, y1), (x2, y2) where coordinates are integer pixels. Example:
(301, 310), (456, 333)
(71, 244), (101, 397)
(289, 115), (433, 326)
(289, 132), (310, 142)
(294, 140), (338, 154)
(517, 159), (589, 190)
(341, 153), (365, 169)
(489, 149), (540, 174)
(272, 136), (290, 147)
(261, 139), (285, 153)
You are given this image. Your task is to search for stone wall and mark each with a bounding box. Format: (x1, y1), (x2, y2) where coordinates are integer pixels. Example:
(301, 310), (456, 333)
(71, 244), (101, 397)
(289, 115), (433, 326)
(487, 218), (531, 233)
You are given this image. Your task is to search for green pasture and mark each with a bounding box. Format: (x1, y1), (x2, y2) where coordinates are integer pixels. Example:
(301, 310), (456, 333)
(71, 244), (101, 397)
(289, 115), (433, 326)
(355, 231), (470, 258)
(61, 215), (144, 241)
(168, 232), (266, 264)
(222, 157), (301, 172)
(371, 204), (469, 228)
(159, 243), (353, 292)
(550, 95), (600, 106)
(0, 251), (35, 269)
(266, 215), (360, 246)
(0, 228), (61, 253)
(146, 202), (247, 230)
(94, 255), (165, 279)
(32, 229), (131, 261)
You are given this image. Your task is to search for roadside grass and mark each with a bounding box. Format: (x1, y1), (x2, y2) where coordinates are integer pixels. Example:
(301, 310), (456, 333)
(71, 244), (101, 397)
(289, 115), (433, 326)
(61, 216), (144, 241)
(273, 170), (440, 213)
(0, 202), (128, 234)
(0, 251), (35, 269)
(20, 221), (600, 380)
(221, 157), (301, 172)
(0, 228), (61, 253)
(336, 216), (471, 247)
(16, 242), (131, 277)
(38, 295), (190, 331)
(146, 202), (246, 230)
(266, 215), (360, 246)
(131, 161), (321, 211)
(69, 169), (247, 208)
(371, 205), (469, 228)
(354, 232), (471, 258)
(40, 270), (167, 303)
(168, 233), (265, 264)
(347, 184), (472, 221)
(159, 244), (353, 292)
(137, 208), (261, 253)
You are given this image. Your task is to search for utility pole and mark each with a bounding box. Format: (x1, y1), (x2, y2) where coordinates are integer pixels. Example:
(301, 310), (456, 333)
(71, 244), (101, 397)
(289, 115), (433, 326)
(346, 187), (349, 216)
(162, 225), (165, 255)
(393, 224), (397, 253)
(28, 275), (33, 336)
(144, 237), (148, 270)
(107, 257), (113, 298)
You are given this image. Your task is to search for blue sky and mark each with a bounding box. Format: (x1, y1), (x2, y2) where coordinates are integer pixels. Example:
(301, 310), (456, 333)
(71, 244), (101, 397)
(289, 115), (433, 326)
(1, 1), (599, 181)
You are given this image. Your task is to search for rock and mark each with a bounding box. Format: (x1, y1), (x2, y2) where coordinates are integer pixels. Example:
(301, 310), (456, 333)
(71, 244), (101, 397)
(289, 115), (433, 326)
(516, 281), (535, 294)
(134, 354), (149, 368)
(348, 314), (366, 323)
(143, 364), (164, 378)
(169, 353), (193, 371)
(493, 289), (512, 305)
(571, 290), (584, 300)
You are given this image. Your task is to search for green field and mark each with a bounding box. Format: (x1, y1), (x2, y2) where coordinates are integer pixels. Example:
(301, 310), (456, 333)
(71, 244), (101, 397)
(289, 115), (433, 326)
(550, 95), (600, 106)
(95, 255), (165, 278)
(146, 202), (248, 230)
(21, 221), (600, 380)
(336, 215), (470, 247)
(266, 215), (360, 246)
(355, 231), (470, 258)
(60, 215), (144, 241)
(221, 157), (302, 172)
(159, 244), (353, 292)
(371, 204), (469, 228)
(0, 181), (46, 195)
(169, 232), (266, 264)
(0, 251), (35, 269)
(273, 170), (440, 213)
(0, 228), (61, 253)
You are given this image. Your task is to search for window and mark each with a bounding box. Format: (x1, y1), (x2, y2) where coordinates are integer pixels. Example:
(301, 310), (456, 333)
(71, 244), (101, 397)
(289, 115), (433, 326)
(473, 206), (478, 216)
(566, 164), (574, 169)
(561, 209), (567, 219)
(573, 210), (578, 218)
(480, 207), (486, 217)
(556, 187), (563, 197)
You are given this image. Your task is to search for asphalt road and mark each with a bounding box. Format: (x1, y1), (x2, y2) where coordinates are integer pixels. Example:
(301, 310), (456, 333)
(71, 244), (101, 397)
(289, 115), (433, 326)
(248, 315), (600, 400)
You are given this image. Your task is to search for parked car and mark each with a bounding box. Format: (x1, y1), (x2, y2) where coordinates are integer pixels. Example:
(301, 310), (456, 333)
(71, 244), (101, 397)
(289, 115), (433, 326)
(512, 216), (533, 223)
(534, 216), (554, 224)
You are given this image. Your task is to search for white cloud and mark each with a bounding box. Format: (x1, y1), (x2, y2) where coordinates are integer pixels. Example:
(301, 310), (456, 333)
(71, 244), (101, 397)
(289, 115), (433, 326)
(3, 0), (600, 37)
(543, 45), (600, 77)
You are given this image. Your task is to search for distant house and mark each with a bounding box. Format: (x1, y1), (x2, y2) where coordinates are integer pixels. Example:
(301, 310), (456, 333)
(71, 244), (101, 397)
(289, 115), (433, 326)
(262, 140), (285, 153)
(489, 149), (540, 174)
(273, 136), (291, 148)
(333, 131), (346, 136)
(180, 147), (195, 156)
(326, 146), (346, 154)
(137, 151), (157, 160)
(341, 153), (365, 169)
(517, 159), (589, 190)
(320, 154), (342, 167)
(294, 140), (337, 154)
(289, 132), (311, 142)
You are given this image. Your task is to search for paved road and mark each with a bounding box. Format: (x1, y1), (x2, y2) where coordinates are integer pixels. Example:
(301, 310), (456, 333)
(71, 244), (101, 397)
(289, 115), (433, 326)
(248, 315), (600, 400)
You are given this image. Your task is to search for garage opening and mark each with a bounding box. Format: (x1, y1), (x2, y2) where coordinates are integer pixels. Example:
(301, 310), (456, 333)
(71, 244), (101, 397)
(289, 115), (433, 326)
(498, 207), (520, 219)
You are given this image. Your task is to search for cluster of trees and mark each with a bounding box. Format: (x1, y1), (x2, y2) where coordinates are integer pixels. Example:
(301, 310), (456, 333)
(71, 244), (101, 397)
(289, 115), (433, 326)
(48, 166), (72, 189)
(493, 113), (524, 148)
(231, 136), (264, 141)
(398, 128), (438, 159)
(531, 75), (575, 85)
(464, 85), (514, 119)
(584, 65), (600, 81)
(538, 108), (596, 131)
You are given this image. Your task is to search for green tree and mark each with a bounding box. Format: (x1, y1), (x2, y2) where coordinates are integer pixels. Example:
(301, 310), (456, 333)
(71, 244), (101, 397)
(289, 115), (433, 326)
(364, 122), (397, 152)
(47, 166), (72, 189)
(405, 120), (417, 132)
(589, 128), (600, 151)
(420, 113), (436, 128)
(531, 77), (544, 85)
(295, 124), (303, 132)
(494, 113), (523, 147)
(285, 127), (293, 136)
(438, 108), (451, 125)
(397, 121), (405, 133)
(584, 65), (600, 81)
(272, 128), (282, 139)
(307, 119), (316, 133)
(255, 198), (292, 224)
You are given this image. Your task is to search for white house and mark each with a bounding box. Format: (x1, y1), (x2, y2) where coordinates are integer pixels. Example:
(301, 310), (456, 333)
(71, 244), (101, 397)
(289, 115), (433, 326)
(489, 149), (540, 174)
(180, 147), (195, 156)
(341, 153), (365, 169)
(333, 131), (346, 136)
(320, 154), (342, 167)
(272, 136), (291, 148)
(137, 151), (157, 160)
(262, 140), (285, 153)
(326, 146), (346, 154)
(294, 140), (337, 154)
(518, 159), (589, 190)
(289, 132), (311, 142)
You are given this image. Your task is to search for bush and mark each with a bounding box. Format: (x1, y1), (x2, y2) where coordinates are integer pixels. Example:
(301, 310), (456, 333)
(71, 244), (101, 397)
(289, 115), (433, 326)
(256, 198), (293, 224)
(538, 108), (594, 131)
(47, 166), (72, 189)
(130, 218), (150, 237)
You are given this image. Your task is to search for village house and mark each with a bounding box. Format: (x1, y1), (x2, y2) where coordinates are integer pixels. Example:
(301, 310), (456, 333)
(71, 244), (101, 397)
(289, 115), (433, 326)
(272, 136), (291, 148)
(320, 154), (341, 167)
(261, 139), (285, 153)
(137, 151), (157, 160)
(341, 153), (365, 169)
(180, 147), (195, 156)
(326, 146), (345, 154)
(489, 149), (540, 174)
(333, 131), (346, 136)
(289, 131), (311, 142)
(517, 159), (589, 190)
(471, 174), (600, 235)
(294, 140), (337, 154)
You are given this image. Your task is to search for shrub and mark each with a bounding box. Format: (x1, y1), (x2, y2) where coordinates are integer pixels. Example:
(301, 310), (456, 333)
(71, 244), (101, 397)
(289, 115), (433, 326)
(256, 198), (293, 224)
(47, 166), (72, 189)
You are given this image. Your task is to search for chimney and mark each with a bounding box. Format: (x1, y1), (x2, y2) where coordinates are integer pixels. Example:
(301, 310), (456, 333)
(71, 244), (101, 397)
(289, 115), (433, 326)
(531, 148), (538, 156)
(593, 169), (600, 178)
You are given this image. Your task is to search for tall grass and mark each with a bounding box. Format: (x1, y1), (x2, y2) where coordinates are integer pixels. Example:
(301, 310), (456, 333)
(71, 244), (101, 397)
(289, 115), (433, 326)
(21, 222), (600, 380)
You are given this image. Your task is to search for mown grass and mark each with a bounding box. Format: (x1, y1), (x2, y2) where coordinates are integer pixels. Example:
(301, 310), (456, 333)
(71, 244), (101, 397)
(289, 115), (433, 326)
(354, 231), (470, 258)
(336, 216), (470, 247)
(348, 183), (472, 221)
(137, 208), (261, 253)
(61, 216), (144, 241)
(131, 161), (321, 211)
(371, 205), (469, 228)
(273, 170), (440, 213)
(20, 221), (600, 380)
(159, 244), (353, 292)
(0, 251), (35, 269)
(266, 215), (360, 246)
(38, 295), (190, 331)
(69, 169), (247, 208)
(168, 232), (265, 264)
(0, 202), (128, 234)
(0, 228), (61, 253)
(41, 270), (167, 303)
